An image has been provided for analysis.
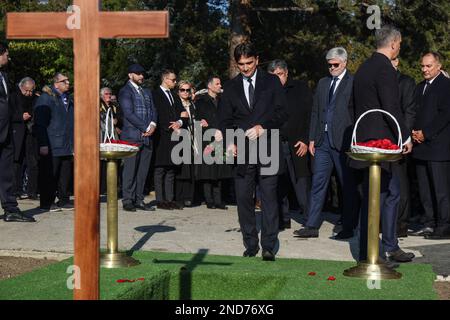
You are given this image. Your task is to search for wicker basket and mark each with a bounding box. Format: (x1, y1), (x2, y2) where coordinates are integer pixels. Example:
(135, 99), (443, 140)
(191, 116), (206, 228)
(100, 108), (139, 153)
(350, 109), (402, 154)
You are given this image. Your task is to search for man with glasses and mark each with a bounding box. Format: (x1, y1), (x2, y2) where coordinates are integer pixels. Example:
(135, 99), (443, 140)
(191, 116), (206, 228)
(10, 77), (40, 200)
(34, 72), (74, 212)
(293, 47), (359, 239)
(153, 69), (184, 210)
(0, 42), (35, 222)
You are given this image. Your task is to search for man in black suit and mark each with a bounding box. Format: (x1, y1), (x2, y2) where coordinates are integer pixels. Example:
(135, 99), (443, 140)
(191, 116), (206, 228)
(219, 42), (288, 261)
(10, 77), (39, 200)
(411, 52), (450, 239)
(0, 42), (35, 222)
(293, 47), (359, 239)
(352, 25), (414, 263)
(153, 70), (184, 210)
(267, 59), (312, 231)
(390, 58), (417, 237)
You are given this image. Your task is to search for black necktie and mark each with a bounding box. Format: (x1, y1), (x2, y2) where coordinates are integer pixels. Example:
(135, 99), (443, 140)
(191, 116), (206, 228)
(423, 81), (431, 95)
(166, 90), (174, 106)
(247, 78), (254, 109)
(0, 72), (6, 94)
(328, 77), (338, 103)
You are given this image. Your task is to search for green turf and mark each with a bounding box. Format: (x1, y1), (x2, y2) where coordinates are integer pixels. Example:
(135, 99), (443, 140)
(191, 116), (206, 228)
(0, 251), (438, 300)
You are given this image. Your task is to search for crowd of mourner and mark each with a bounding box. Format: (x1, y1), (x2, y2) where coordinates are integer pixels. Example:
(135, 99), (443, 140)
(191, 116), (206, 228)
(1, 25), (449, 263)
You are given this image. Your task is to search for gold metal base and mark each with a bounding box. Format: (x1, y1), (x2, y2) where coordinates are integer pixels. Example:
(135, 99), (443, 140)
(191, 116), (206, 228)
(344, 261), (402, 280)
(100, 252), (141, 268)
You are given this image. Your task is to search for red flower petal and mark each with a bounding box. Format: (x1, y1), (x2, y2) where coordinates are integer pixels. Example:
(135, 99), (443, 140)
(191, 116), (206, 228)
(137, 278), (145, 281)
(327, 276), (336, 281)
(308, 272), (316, 276)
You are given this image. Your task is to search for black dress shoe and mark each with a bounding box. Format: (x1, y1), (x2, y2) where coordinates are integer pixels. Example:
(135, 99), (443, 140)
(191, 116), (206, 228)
(424, 231), (450, 240)
(386, 249), (415, 262)
(408, 226), (434, 236)
(293, 227), (319, 238)
(243, 249), (259, 257)
(334, 230), (353, 240)
(206, 203), (216, 209)
(262, 250), (275, 261)
(215, 203), (228, 210)
(135, 202), (155, 211)
(4, 211), (36, 222)
(156, 202), (173, 210)
(123, 203), (136, 212)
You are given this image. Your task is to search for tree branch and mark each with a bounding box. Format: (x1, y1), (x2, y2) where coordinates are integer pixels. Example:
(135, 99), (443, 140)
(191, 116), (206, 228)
(251, 7), (315, 13)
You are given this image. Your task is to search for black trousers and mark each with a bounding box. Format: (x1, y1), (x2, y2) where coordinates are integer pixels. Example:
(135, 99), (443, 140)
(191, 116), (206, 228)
(0, 137), (19, 212)
(13, 133), (39, 196)
(154, 166), (176, 202)
(235, 165), (279, 253)
(202, 180), (223, 205)
(175, 178), (195, 203)
(415, 160), (450, 229)
(122, 144), (152, 206)
(392, 158), (411, 232)
(39, 154), (73, 207)
(277, 141), (311, 223)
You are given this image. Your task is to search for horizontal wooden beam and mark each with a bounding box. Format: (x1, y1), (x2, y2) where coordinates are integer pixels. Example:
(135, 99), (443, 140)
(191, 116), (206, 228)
(6, 11), (169, 40)
(7, 13), (72, 39)
(98, 12), (169, 38)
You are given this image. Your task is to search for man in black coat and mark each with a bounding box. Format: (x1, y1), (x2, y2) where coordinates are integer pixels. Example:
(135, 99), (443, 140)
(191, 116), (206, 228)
(153, 70), (184, 210)
(10, 77), (39, 200)
(219, 42), (288, 261)
(0, 42), (34, 222)
(267, 59), (312, 230)
(293, 47), (359, 239)
(390, 58), (417, 237)
(195, 76), (231, 209)
(352, 26), (414, 263)
(411, 52), (450, 239)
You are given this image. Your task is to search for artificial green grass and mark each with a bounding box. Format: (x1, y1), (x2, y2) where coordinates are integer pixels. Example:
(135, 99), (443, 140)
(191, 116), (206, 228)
(0, 251), (438, 300)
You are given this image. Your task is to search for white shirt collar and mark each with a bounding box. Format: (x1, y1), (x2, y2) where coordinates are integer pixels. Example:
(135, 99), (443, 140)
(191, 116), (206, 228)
(129, 80), (140, 91)
(243, 69), (257, 84)
(335, 69), (347, 82)
(427, 73), (440, 85)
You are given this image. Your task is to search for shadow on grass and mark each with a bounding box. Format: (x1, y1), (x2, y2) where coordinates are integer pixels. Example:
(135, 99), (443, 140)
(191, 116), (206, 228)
(153, 248), (233, 300)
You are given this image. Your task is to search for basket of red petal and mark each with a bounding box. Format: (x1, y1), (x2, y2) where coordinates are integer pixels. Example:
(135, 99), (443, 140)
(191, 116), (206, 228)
(100, 108), (140, 152)
(350, 109), (402, 154)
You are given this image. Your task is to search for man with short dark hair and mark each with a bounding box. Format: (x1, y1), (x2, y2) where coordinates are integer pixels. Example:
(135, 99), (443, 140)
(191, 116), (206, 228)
(410, 52), (450, 239)
(267, 59), (312, 231)
(34, 72), (74, 212)
(119, 64), (157, 212)
(153, 69), (184, 210)
(219, 42), (288, 261)
(352, 25), (414, 263)
(0, 42), (35, 222)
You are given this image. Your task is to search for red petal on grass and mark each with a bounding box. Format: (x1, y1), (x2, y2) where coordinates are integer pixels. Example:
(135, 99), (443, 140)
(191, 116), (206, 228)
(116, 279), (129, 283)
(327, 276), (336, 281)
(137, 278), (145, 281)
(308, 272), (316, 276)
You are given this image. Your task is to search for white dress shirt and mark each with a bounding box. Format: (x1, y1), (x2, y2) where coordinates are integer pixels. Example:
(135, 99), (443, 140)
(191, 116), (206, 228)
(242, 70), (257, 106)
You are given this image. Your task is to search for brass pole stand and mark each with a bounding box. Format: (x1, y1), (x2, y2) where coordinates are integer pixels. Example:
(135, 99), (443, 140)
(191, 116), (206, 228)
(344, 153), (403, 280)
(100, 151), (140, 268)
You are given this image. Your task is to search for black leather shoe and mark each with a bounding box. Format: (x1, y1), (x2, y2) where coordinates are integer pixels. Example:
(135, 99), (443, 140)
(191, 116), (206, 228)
(169, 201), (184, 210)
(135, 202), (155, 211)
(424, 231), (450, 240)
(206, 203), (216, 209)
(334, 230), (353, 240)
(386, 249), (415, 263)
(293, 227), (319, 238)
(262, 250), (275, 261)
(156, 202), (173, 210)
(123, 203), (136, 212)
(215, 203), (228, 210)
(408, 227), (434, 236)
(4, 211), (36, 222)
(243, 249), (258, 257)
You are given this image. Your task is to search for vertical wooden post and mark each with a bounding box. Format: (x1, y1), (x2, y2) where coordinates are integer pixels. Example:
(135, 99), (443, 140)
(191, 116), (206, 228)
(73, 0), (100, 300)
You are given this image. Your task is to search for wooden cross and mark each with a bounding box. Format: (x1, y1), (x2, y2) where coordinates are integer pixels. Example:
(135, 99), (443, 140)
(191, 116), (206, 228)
(6, 0), (169, 300)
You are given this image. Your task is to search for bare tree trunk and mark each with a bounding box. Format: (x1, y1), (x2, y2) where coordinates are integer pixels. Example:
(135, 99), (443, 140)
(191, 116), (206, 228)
(228, 0), (251, 79)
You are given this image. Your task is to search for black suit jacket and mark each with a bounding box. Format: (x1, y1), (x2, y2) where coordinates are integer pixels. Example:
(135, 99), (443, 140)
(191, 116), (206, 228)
(412, 73), (450, 161)
(353, 53), (410, 146)
(397, 71), (416, 132)
(0, 71), (11, 144)
(218, 69), (288, 176)
(153, 87), (185, 166)
(10, 87), (35, 160)
(283, 78), (312, 177)
(309, 70), (354, 152)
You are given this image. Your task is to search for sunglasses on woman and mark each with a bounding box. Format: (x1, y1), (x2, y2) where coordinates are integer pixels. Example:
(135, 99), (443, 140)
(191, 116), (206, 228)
(179, 88), (191, 93)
